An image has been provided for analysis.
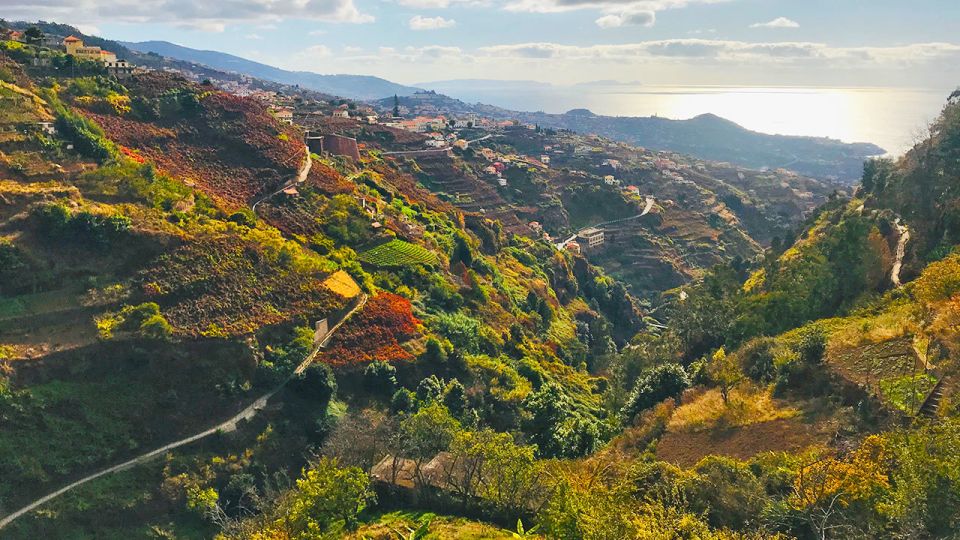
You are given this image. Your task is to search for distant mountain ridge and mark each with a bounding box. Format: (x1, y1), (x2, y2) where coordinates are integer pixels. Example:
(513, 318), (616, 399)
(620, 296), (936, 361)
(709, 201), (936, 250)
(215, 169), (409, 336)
(376, 93), (885, 182)
(123, 40), (421, 100)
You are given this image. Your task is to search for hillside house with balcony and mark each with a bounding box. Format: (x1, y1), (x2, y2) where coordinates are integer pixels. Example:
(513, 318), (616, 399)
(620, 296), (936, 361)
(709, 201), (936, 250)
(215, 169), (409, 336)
(577, 227), (604, 249)
(63, 36), (117, 63)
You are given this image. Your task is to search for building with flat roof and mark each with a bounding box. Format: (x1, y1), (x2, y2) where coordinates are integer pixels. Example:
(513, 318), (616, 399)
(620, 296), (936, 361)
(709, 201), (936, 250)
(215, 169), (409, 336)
(577, 227), (604, 249)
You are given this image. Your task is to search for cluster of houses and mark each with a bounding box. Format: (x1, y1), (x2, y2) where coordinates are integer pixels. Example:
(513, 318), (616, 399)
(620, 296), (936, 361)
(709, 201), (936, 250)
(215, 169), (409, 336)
(477, 146), (550, 187)
(1, 30), (139, 78)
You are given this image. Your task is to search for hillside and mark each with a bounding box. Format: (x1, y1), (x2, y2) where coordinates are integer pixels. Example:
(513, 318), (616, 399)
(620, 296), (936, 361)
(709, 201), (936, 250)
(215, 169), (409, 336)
(379, 93), (884, 183)
(124, 40), (421, 100)
(320, 112), (836, 298)
(0, 37), (640, 538)
(1, 25), (959, 540)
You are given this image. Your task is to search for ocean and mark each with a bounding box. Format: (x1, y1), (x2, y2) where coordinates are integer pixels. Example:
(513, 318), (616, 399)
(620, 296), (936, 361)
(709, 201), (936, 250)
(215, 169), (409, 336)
(428, 84), (953, 157)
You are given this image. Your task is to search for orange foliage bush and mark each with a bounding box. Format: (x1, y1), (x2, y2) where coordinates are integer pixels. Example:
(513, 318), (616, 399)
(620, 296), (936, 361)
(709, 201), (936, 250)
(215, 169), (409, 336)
(318, 292), (421, 368)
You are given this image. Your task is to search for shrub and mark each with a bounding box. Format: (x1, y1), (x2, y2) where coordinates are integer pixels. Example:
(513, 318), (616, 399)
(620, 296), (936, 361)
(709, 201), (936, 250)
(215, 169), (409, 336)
(139, 313), (173, 341)
(796, 327), (826, 365)
(686, 456), (767, 530)
(738, 337), (777, 383)
(363, 361), (397, 394)
(391, 388), (416, 413)
(33, 204), (131, 247)
(621, 363), (690, 423)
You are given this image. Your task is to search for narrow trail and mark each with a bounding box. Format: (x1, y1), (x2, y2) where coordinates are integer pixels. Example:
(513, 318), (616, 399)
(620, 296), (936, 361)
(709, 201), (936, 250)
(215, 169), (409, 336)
(0, 295), (366, 531)
(891, 218), (910, 287)
(251, 145), (311, 213)
(555, 196), (655, 249)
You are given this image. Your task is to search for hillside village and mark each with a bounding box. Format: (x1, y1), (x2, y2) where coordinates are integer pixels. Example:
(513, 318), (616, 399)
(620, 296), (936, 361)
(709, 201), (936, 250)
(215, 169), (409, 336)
(2, 24), (838, 300)
(3, 20), (957, 540)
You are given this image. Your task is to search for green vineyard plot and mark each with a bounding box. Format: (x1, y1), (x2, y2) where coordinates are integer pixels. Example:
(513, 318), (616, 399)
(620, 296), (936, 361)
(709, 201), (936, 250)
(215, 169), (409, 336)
(358, 238), (437, 267)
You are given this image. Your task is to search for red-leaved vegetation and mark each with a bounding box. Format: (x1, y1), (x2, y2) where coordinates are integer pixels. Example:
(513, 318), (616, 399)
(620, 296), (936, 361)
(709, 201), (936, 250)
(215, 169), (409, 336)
(318, 292), (421, 368)
(82, 74), (304, 207)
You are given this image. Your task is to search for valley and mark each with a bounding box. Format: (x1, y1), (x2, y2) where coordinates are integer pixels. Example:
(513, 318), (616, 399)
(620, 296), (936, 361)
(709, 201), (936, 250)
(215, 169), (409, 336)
(0, 22), (958, 540)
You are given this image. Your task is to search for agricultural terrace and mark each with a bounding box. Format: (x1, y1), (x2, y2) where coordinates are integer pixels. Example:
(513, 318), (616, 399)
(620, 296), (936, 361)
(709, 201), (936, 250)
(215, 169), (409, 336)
(358, 238), (438, 268)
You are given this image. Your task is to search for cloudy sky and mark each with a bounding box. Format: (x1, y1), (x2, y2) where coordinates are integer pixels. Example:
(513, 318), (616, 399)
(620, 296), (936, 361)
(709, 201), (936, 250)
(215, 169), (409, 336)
(5, 0), (960, 88)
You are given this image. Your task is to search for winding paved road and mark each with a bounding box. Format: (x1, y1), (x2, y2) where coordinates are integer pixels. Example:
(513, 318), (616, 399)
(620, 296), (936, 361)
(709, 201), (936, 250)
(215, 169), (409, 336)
(0, 294), (367, 531)
(555, 196), (655, 249)
(381, 133), (496, 156)
(891, 218), (910, 287)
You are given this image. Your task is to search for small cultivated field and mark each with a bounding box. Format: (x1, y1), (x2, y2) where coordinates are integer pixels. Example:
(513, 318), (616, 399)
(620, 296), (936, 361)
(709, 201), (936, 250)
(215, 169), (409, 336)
(358, 238), (437, 267)
(323, 269), (362, 298)
(656, 384), (835, 467)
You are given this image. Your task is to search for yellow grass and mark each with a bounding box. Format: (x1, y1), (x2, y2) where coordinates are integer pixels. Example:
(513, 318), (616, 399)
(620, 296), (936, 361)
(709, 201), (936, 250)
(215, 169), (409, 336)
(322, 269), (361, 298)
(829, 302), (921, 349)
(0, 179), (78, 197)
(345, 512), (519, 540)
(668, 384), (800, 433)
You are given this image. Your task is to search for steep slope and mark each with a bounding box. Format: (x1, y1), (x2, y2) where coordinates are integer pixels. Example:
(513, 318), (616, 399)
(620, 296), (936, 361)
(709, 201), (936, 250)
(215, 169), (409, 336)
(0, 39), (644, 538)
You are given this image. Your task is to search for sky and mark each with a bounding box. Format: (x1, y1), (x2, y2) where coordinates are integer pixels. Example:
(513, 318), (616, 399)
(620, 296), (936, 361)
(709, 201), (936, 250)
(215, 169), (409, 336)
(5, 0), (960, 88)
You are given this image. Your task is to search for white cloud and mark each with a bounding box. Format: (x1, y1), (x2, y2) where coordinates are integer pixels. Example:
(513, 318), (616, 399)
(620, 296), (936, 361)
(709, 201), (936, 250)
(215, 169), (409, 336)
(395, 0), (489, 8)
(3, 0), (375, 30)
(506, 0), (730, 15)
(244, 33), (263, 40)
(595, 9), (655, 28)
(397, 0), (451, 7)
(75, 23), (101, 36)
(300, 44), (333, 58)
(476, 39), (960, 64)
(194, 21), (227, 32)
(750, 17), (799, 29)
(408, 15), (457, 30)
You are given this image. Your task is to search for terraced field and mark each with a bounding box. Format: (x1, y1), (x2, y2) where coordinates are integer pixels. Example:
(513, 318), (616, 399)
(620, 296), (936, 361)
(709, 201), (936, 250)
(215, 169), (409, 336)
(358, 238), (438, 267)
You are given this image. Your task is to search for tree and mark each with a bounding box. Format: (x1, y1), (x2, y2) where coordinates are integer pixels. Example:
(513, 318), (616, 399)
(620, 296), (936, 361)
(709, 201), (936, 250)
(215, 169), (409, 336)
(523, 383), (602, 458)
(393, 94), (400, 117)
(706, 347), (741, 403)
(396, 402), (461, 461)
(291, 363), (337, 406)
(363, 360), (397, 394)
(422, 337), (448, 364)
(443, 379), (468, 418)
(391, 388), (416, 413)
(416, 374), (445, 403)
(621, 364), (689, 423)
(443, 429), (545, 516)
(686, 456), (766, 529)
(284, 458), (374, 536)
(24, 26), (43, 46)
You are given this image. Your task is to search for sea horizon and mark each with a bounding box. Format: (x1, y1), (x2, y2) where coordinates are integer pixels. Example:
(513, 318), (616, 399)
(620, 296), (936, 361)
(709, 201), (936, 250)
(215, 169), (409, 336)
(420, 82), (953, 157)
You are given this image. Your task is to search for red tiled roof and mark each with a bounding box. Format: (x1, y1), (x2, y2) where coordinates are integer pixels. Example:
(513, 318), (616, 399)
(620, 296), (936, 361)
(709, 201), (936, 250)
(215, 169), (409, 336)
(64, 35), (82, 43)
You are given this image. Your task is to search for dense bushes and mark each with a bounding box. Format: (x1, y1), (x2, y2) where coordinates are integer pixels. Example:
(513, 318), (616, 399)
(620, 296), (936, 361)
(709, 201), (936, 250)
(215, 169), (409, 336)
(95, 302), (173, 340)
(33, 203), (130, 247)
(0, 239), (51, 295)
(523, 383), (604, 458)
(621, 363), (690, 423)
